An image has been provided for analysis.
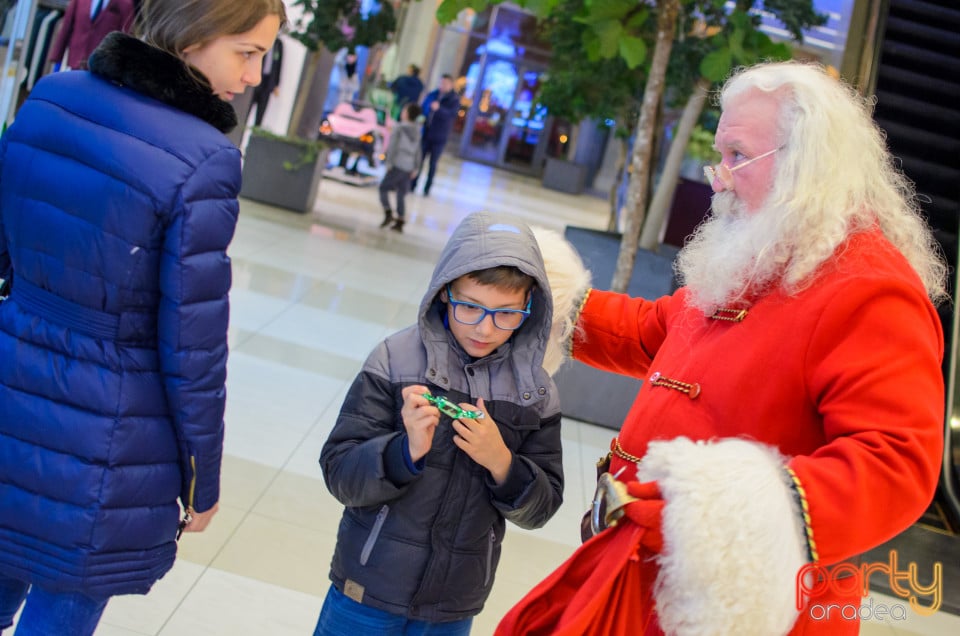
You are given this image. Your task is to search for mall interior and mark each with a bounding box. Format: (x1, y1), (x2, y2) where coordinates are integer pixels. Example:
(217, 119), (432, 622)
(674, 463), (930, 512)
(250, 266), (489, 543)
(1, 0), (959, 634)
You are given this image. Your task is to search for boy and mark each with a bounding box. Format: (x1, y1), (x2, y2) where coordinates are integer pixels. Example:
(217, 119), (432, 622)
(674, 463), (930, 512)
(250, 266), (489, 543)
(378, 102), (422, 232)
(315, 212), (566, 635)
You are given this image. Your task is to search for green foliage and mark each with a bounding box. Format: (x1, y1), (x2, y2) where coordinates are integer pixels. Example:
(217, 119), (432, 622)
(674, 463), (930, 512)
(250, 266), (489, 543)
(762, 0), (828, 40)
(536, 0), (647, 133)
(573, 1), (651, 68)
(619, 35), (648, 69)
(437, 1), (825, 77)
(288, 0), (397, 53)
(437, 0), (503, 24)
(685, 122), (720, 164)
(249, 127), (326, 172)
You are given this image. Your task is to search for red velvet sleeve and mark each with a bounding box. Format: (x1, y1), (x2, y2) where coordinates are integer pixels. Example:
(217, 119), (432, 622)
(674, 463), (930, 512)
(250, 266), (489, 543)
(787, 277), (944, 564)
(571, 289), (678, 379)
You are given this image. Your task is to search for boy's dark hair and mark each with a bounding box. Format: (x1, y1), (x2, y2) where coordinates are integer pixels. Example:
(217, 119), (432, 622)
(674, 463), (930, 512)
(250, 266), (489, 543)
(441, 73), (454, 81)
(404, 103), (422, 121)
(410, 64), (421, 77)
(466, 266), (535, 293)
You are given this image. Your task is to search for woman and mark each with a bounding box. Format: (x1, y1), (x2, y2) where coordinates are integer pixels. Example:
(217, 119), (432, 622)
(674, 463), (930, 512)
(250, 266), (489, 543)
(0, 0), (284, 633)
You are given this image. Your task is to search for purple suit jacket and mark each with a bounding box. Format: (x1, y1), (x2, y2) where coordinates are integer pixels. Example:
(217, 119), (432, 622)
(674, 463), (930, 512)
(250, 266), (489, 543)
(48, 0), (135, 69)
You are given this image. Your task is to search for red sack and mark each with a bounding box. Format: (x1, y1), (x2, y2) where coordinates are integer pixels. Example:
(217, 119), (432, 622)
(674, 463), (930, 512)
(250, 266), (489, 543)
(495, 486), (663, 636)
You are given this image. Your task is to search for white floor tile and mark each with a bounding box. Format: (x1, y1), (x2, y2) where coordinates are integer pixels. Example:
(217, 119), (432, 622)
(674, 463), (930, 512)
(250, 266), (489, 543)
(258, 303), (391, 360)
(97, 560), (207, 635)
(228, 288), (296, 333)
(156, 568), (322, 636)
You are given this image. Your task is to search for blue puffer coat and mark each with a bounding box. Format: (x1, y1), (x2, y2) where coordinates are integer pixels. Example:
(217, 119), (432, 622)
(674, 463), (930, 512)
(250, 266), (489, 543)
(0, 33), (239, 598)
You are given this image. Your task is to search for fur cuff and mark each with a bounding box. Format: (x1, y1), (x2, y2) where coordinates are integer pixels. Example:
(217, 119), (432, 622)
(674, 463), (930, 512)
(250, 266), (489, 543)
(531, 226), (591, 375)
(637, 437), (808, 635)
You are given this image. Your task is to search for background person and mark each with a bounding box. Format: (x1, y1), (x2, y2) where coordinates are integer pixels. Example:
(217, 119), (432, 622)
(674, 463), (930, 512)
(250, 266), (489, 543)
(499, 61), (948, 635)
(0, 1), (285, 633)
(411, 73), (460, 196)
(47, 0), (137, 71)
(378, 102), (422, 232)
(389, 63), (424, 119)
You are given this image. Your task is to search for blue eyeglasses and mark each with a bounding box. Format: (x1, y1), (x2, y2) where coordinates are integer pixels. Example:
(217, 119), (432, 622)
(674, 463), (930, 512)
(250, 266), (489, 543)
(446, 284), (531, 331)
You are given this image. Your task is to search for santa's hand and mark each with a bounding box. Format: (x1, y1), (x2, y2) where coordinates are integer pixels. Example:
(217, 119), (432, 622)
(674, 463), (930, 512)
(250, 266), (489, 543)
(624, 480), (665, 553)
(451, 397), (512, 484)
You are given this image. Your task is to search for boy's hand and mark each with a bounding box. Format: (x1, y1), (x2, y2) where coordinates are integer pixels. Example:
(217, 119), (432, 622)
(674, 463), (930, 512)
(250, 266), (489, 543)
(401, 385), (440, 462)
(451, 398), (512, 485)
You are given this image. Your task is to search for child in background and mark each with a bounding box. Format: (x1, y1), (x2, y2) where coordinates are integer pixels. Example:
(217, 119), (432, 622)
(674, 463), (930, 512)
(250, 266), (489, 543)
(378, 102), (422, 232)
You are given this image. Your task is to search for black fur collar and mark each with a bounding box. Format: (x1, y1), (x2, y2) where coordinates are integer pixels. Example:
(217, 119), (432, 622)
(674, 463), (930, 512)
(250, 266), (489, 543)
(88, 32), (237, 133)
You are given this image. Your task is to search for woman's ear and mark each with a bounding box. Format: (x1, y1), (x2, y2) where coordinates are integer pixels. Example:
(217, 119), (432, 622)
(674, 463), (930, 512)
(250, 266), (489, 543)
(439, 287), (449, 304)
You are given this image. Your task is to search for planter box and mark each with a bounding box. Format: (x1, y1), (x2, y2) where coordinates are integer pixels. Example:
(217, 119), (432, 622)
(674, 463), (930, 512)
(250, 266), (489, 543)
(555, 226), (679, 430)
(542, 157), (587, 194)
(240, 135), (326, 213)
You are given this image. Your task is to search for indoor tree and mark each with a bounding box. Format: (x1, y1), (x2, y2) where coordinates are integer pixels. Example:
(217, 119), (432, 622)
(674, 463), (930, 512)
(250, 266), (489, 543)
(437, 0), (825, 292)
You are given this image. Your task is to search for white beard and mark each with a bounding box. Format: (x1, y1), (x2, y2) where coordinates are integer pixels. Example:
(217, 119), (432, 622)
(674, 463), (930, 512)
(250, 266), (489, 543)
(675, 192), (794, 315)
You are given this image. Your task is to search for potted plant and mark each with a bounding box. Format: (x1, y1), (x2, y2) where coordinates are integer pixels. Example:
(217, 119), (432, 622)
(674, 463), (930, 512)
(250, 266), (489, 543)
(240, 128), (328, 213)
(239, 1), (398, 212)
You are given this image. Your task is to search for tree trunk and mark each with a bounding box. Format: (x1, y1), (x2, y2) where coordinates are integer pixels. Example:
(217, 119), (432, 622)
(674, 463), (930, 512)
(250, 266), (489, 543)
(610, 0), (680, 292)
(639, 76), (710, 250)
(607, 137), (627, 232)
(286, 46), (341, 139)
(288, 50), (321, 138)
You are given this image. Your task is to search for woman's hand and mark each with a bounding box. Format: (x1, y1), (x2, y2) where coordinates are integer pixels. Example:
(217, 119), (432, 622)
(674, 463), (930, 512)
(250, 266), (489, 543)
(180, 502), (219, 535)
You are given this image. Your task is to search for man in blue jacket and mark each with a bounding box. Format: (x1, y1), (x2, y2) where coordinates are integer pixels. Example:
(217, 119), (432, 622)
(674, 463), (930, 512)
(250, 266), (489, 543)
(411, 74), (460, 196)
(390, 64), (424, 117)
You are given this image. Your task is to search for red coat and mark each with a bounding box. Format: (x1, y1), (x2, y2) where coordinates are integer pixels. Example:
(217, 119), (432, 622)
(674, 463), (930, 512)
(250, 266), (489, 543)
(571, 229), (944, 634)
(48, 0), (135, 70)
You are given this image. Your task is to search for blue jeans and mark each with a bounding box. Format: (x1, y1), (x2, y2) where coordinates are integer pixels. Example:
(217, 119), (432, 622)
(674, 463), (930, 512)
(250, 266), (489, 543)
(313, 584), (473, 636)
(0, 577), (108, 636)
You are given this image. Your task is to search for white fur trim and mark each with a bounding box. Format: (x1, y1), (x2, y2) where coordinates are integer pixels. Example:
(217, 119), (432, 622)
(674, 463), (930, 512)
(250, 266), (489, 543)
(531, 226), (591, 375)
(637, 437), (809, 635)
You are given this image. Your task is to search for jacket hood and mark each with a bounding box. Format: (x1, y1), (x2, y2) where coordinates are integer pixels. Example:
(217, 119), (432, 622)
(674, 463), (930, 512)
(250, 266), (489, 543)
(396, 121), (419, 141)
(88, 32), (237, 133)
(419, 212), (554, 401)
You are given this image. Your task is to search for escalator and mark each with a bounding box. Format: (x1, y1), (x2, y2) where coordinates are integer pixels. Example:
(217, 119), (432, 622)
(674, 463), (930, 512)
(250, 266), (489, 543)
(861, 0), (960, 612)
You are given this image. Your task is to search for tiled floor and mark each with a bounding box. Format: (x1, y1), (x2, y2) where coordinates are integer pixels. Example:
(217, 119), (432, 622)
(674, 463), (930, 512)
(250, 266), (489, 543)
(12, 157), (958, 634)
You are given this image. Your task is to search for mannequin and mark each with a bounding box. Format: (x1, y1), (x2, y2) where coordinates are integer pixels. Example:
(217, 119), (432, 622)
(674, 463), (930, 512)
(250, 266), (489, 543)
(47, 0), (135, 70)
(250, 38), (283, 127)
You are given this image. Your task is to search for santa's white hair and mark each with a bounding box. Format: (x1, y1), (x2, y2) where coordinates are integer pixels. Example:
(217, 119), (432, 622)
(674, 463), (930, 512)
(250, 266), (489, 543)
(676, 61), (948, 313)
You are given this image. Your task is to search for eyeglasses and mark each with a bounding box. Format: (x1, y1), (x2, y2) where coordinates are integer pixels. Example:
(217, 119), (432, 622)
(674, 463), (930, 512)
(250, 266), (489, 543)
(446, 284), (531, 331)
(703, 147), (780, 191)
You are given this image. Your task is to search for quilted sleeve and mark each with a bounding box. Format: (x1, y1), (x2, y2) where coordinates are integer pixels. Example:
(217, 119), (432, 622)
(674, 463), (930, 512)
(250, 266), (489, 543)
(0, 136), (10, 291)
(158, 145), (241, 513)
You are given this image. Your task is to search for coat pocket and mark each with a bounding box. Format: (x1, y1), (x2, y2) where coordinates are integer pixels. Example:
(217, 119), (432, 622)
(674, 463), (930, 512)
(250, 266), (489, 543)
(360, 504), (390, 566)
(483, 526), (495, 587)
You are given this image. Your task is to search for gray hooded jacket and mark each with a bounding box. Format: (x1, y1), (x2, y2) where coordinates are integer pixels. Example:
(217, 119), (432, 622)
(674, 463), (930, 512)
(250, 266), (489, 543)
(384, 120), (422, 172)
(321, 212), (564, 622)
